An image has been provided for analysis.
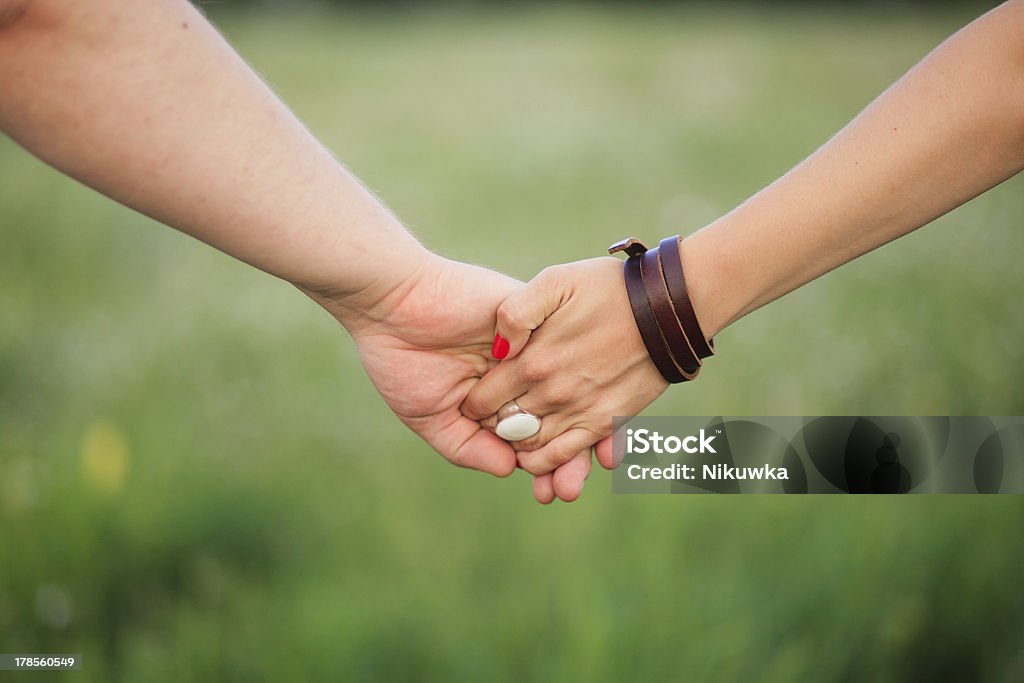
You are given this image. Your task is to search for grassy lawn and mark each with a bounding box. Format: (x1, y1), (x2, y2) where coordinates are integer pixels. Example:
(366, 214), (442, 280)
(1, 4), (1022, 681)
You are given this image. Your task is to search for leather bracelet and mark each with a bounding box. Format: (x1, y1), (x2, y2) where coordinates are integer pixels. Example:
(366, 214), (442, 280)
(659, 235), (715, 359)
(610, 238), (687, 383)
(641, 247), (700, 377)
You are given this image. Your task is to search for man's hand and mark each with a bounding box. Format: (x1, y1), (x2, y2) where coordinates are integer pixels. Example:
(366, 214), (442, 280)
(317, 256), (524, 476)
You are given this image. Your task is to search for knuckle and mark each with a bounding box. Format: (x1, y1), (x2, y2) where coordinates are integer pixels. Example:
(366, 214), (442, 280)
(517, 355), (553, 383)
(535, 265), (566, 289)
(461, 395), (486, 419)
(535, 265), (558, 281)
(543, 382), (576, 407)
(551, 446), (576, 468)
(446, 448), (468, 469)
(521, 459), (550, 477)
(522, 445), (573, 476)
(512, 434), (544, 452)
(496, 303), (526, 333)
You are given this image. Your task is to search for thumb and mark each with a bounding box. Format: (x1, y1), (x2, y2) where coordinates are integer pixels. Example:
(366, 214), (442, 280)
(492, 267), (569, 361)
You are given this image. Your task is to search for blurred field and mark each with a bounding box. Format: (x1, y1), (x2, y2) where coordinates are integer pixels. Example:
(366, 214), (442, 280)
(2, 4), (1023, 681)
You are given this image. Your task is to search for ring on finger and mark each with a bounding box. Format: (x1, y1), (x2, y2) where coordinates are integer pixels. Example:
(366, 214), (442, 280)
(495, 399), (543, 441)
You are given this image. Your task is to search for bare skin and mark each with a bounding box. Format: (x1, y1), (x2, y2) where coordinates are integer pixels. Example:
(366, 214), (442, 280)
(464, 0), (1024, 501)
(0, 0), (543, 483)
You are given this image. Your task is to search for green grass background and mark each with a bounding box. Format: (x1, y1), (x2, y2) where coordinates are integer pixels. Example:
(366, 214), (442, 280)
(2, 4), (1023, 681)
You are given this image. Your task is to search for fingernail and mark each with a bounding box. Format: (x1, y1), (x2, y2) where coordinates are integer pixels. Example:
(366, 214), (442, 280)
(491, 333), (510, 360)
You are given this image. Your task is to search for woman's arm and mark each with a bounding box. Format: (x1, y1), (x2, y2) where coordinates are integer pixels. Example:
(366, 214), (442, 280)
(0, 0), (522, 476)
(463, 0), (1024, 483)
(686, 0), (1024, 338)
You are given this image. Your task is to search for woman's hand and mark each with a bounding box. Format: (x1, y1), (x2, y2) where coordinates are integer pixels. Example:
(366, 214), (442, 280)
(315, 255), (529, 477)
(461, 257), (669, 480)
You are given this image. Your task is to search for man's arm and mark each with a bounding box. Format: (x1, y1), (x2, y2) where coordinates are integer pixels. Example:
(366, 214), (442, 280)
(0, 0), (425, 320)
(0, 0), (528, 479)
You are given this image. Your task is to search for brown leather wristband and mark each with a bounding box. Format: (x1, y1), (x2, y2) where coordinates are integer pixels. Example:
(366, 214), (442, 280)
(610, 239), (687, 383)
(641, 247), (700, 377)
(659, 235), (715, 359)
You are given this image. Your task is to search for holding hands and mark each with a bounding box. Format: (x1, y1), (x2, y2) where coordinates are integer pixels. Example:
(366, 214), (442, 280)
(327, 252), (674, 504)
(5, 0), (1024, 504)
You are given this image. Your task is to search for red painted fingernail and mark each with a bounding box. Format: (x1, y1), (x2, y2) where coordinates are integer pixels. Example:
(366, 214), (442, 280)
(491, 333), (510, 360)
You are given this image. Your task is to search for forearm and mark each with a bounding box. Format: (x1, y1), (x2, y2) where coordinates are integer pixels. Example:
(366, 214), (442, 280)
(684, 0), (1024, 338)
(0, 0), (430, 325)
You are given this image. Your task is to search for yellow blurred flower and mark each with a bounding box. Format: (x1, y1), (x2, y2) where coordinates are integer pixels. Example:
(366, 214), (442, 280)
(80, 420), (130, 494)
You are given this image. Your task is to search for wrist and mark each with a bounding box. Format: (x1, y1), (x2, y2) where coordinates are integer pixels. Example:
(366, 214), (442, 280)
(301, 237), (445, 334)
(679, 228), (747, 339)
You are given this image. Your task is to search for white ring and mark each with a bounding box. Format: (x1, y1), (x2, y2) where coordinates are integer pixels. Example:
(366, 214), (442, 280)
(495, 400), (542, 441)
